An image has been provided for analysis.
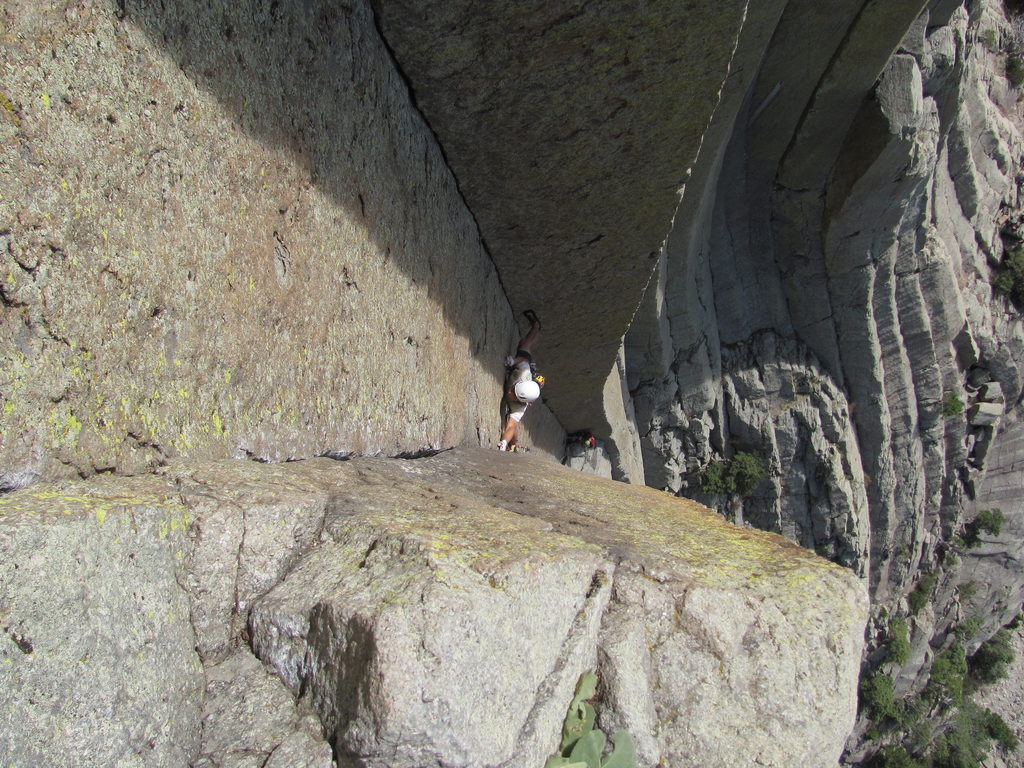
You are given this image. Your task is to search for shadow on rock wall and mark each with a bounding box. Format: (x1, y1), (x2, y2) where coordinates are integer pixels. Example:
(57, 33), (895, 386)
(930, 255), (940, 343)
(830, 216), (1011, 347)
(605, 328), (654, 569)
(1, 0), (573, 483)
(122, 0), (485, 347)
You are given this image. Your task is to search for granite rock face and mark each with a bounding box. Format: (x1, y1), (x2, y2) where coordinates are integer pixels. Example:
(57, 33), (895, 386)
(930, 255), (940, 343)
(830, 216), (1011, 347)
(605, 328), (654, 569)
(0, 477), (204, 767)
(0, 0), (563, 486)
(0, 449), (868, 768)
(196, 650), (333, 768)
(372, 0), (750, 480)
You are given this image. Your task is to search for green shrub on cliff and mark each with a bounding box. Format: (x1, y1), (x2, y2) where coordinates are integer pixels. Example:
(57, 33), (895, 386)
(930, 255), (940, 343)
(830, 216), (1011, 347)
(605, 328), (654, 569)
(929, 701), (1018, 767)
(961, 508), (1003, 548)
(730, 452), (766, 496)
(924, 642), (968, 706)
(908, 572), (938, 616)
(940, 392), (964, 418)
(887, 617), (911, 666)
(699, 452), (766, 498)
(954, 615), (983, 642)
(871, 744), (920, 768)
(969, 628), (1014, 684)
(993, 246), (1024, 308)
(700, 460), (731, 495)
(1008, 55), (1024, 88)
(861, 672), (902, 722)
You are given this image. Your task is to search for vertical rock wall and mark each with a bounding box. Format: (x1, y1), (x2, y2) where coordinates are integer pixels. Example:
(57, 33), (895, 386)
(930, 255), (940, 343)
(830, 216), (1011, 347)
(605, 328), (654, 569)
(0, 0), (563, 487)
(371, 0), (751, 481)
(631, 0), (1023, 582)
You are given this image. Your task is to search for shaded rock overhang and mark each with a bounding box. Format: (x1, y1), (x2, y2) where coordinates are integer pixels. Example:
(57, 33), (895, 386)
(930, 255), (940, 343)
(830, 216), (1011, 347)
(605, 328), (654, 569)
(371, 0), (750, 438)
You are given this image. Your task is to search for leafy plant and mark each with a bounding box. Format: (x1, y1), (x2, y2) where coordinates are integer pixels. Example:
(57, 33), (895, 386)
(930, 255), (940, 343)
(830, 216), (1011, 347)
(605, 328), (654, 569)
(544, 672), (637, 768)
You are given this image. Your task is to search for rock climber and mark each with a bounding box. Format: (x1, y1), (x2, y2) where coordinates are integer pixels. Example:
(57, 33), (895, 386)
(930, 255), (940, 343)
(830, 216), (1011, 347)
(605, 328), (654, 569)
(497, 310), (545, 451)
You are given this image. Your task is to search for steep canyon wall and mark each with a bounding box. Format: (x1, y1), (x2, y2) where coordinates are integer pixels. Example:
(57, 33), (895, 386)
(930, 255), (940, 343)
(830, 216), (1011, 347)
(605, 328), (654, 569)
(624, 0), (1024, 757)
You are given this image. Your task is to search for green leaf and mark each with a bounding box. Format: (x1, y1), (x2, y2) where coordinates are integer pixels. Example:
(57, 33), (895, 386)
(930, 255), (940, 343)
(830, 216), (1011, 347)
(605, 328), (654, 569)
(574, 671), (599, 703)
(561, 701), (596, 752)
(543, 757), (588, 768)
(568, 729), (606, 768)
(561, 673), (599, 751)
(600, 731), (637, 768)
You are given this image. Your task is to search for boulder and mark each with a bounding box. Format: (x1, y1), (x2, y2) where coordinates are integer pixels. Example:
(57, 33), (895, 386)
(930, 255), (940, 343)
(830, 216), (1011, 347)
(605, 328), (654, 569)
(244, 449), (868, 768)
(0, 449), (867, 768)
(980, 381), (1006, 403)
(969, 401), (1005, 427)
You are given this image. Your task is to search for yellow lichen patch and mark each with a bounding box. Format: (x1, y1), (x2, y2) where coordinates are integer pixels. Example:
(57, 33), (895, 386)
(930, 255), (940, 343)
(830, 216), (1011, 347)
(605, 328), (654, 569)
(0, 90), (20, 126)
(313, 448), (862, 612)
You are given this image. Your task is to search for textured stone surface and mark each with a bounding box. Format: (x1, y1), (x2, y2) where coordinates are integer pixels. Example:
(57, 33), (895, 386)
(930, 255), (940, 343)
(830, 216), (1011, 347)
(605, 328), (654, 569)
(0, 477), (203, 767)
(372, 0), (750, 475)
(0, 450), (866, 768)
(195, 650), (333, 768)
(0, 0), (563, 485)
(243, 449), (866, 768)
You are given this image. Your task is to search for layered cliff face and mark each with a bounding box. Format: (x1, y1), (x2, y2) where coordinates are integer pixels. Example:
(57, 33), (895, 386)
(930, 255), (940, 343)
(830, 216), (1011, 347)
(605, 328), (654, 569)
(621, 0), (1024, 757)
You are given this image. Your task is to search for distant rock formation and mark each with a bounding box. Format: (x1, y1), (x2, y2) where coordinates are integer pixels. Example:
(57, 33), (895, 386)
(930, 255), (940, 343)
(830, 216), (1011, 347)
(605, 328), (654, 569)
(618, 0), (1024, 758)
(0, 448), (866, 768)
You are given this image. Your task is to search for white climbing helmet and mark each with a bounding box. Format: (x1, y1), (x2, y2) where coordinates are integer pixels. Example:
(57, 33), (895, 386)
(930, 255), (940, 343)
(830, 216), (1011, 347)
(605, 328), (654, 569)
(514, 379), (541, 404)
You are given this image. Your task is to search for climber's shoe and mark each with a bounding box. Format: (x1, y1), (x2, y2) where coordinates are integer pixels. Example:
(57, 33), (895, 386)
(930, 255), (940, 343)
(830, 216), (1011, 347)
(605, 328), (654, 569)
(497, 440), (508, 451)
(523, 309), (540, 328)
